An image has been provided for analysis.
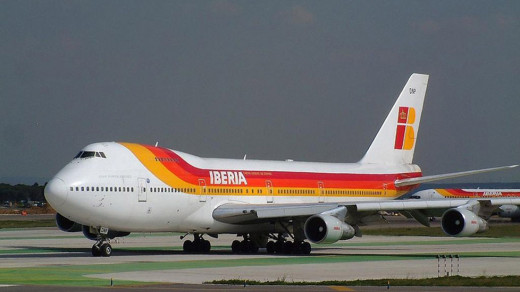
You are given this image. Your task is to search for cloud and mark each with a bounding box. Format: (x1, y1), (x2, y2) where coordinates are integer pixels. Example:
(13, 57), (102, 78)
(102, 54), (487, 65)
(281, 5), (315, 26)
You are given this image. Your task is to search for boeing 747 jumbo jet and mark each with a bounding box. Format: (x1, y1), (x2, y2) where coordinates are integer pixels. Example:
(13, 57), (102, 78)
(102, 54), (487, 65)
(411, 189), (520, 222)
(44, 73), (519, 257)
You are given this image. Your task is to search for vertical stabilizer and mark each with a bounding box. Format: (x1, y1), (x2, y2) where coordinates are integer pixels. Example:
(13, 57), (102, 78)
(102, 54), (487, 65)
(360, 73), (429, 165)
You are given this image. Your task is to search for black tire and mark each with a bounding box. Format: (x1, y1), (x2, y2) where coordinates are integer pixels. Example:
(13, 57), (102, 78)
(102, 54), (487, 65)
(274, 241), (284, 254)
(100, 243), (112, 257)
(266, 241), (275, 254)
(301, 242), (311, 255)
(92, 245), (101, 257)
(183, 240), (193, 252)
(231, 240), (241, 253)
(201, 240), (211, 253)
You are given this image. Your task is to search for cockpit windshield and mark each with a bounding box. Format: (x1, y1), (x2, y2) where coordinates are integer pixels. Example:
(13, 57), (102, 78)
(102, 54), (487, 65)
(74, 151), (107, 159)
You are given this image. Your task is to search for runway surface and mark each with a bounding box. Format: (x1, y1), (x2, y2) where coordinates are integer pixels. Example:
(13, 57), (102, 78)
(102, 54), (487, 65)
(1, 220), (520, 291)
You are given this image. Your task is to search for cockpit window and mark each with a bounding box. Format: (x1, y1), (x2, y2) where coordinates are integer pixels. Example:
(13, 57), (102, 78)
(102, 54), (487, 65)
(80, 151), (96, 158)
(74, 151), (107, 159)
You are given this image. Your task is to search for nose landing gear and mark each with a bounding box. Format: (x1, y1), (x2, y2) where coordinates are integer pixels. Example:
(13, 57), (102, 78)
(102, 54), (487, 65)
(90, 226), (112, 257)
(92, 240), (112, 257)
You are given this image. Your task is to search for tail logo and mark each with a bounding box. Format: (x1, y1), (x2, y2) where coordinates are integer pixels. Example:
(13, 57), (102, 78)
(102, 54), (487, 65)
(394, 106), (416, 150)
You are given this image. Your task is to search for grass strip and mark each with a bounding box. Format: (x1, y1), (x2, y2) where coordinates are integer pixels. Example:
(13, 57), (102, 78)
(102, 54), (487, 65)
(0, 254), (430, 286)
(209, 275), (520, 286)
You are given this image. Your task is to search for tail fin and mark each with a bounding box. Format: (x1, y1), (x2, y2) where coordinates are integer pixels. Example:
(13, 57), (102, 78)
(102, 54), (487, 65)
(360, 73), (429, 165)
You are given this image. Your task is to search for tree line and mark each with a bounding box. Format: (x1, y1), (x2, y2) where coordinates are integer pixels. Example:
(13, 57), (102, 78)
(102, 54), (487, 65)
(0, 183), (45, 204)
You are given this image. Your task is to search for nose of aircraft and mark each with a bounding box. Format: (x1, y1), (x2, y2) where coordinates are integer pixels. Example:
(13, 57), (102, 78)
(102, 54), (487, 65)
(44, 177), (68, 208)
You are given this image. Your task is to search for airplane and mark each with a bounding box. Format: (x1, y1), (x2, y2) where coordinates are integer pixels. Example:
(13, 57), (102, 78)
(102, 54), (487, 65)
(44, 73), (519, 257)
(410, 188), (520, 222)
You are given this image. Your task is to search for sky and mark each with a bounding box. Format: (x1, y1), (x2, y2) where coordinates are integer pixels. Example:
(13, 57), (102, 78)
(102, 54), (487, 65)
(1, 1), (519, 184)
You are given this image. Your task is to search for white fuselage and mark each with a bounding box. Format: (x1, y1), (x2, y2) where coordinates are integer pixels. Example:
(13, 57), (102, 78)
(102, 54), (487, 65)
(45, 142), (421, 234)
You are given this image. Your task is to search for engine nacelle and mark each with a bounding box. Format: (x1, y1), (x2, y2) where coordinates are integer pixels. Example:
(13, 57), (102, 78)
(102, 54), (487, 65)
(55, 213), (81, 232)
(498, 205), (520, 219)
(304, 214), (356, 244)
(82, 225), (130, 241)
(441, 208), (488, 237)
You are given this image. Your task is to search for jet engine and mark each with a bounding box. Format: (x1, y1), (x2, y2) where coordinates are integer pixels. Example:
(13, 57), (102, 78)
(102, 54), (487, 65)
(304, 214), (356, 244)
(55, 213), (82, 232)
(441, 208), (488, 237)
(498, 205), (520, 221)
(82, 225), (130, 240)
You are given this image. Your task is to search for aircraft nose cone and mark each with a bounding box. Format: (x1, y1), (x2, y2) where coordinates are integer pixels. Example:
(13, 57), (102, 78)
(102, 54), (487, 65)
(44, 177), (68, 208)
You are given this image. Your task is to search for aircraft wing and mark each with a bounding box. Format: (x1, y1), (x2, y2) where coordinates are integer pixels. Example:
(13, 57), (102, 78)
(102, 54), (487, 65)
(213, 197), (520, 225)
(395, 165), (518, 187)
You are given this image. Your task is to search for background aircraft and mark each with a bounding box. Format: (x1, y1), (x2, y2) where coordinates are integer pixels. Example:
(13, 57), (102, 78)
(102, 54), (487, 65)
(411, 188), (520, 222)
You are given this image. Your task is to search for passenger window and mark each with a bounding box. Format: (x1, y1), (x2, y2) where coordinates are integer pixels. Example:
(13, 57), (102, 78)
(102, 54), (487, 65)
(76, 187), (79, 191)
(81, 187), (84, 191)
(70, 187), (73, 191)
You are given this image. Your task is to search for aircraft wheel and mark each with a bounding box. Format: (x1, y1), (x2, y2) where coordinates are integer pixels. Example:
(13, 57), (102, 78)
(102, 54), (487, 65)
(100, 243), (112, 257)
(266, 241), (275, 254)
(183, 240), (193, 253)
(201, 240), (211, 253)
(300, 242), (311, 255)
(274, 240), (284, 254)
(231, 240), (241, 253)
(91, 245), (101, 257)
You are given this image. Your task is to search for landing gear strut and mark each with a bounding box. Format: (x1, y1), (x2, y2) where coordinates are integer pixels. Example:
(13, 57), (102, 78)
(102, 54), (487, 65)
(90, 226), (112, 257)
(182, 233), (211, 253)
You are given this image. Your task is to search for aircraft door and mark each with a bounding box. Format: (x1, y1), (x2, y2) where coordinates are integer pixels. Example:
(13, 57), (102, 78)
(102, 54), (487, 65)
(138, 178), (148, 202)
(198, 179), (207, 202)
(318, 181), (324, 203)
(266, 180), (273, 203)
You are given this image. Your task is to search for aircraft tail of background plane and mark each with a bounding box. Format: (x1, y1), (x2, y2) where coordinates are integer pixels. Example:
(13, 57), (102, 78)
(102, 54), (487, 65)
(360, 73), (429, 165)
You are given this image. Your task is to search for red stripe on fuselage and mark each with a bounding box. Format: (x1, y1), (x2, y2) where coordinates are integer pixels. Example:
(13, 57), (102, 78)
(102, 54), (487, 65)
(142, 144), (421, 190)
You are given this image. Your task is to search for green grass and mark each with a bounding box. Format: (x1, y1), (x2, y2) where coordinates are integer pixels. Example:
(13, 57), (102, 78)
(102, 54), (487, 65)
(209, 275), (520, 286)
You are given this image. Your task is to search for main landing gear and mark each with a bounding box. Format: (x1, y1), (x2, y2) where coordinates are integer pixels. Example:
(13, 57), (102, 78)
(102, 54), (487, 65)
(265, 236), (311, 255)
(231, 235), (259, 254)
(229, 234), (312, 255)
(182, 233), (211, 253)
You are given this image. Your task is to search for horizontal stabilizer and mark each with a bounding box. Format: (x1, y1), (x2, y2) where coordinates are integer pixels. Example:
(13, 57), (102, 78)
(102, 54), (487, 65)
(394, 165), (518, 187)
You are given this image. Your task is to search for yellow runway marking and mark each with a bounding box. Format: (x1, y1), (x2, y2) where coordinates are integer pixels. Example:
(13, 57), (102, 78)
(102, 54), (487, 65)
(329, 286), (354, 291)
